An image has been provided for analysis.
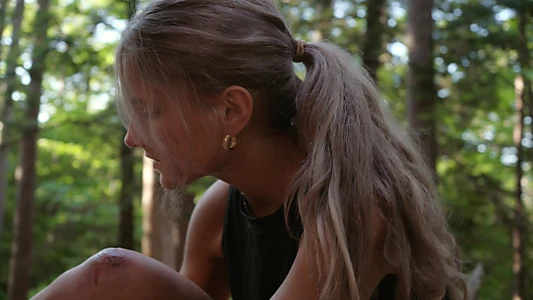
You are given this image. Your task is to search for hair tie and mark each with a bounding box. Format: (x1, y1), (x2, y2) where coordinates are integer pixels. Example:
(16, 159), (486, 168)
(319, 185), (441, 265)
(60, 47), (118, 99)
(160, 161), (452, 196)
(293, 39), (306, 63)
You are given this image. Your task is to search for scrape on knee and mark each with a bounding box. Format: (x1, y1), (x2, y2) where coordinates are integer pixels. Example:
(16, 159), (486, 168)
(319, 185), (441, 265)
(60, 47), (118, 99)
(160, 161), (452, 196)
(94, 248), (127, 266)
(89, 248), (131, 287)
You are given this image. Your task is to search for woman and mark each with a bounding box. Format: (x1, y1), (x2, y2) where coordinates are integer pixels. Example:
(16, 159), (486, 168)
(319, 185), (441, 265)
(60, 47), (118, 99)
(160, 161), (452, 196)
(33, 0), (465, 299)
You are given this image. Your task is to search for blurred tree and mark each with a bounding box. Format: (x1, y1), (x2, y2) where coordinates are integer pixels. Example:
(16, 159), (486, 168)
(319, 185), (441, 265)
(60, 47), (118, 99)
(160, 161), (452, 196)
(0, 0), (24, 249)
(433, 1), (533, 298)
(362, 0), (386, 82)
(118, 130), (135, 249)
(512, 8), (530, 300)
(7, 0), (50, 298)
(0, 0), (7, 60)
(117, 0), (137, 251)
(311, 0), (333, 42)
(0, 1), (529, 299)
(141, 158), (172, 265)
(174, 193), (194, 271)
(407, 0), (437, 171)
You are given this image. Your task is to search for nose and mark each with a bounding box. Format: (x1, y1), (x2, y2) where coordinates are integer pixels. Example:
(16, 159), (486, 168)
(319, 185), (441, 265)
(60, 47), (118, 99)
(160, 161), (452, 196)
(124, 126), (143, 148)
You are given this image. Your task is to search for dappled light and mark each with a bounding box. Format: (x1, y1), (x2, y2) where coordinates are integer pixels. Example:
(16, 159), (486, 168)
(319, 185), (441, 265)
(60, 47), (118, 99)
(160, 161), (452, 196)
(0, 0), (532, 299)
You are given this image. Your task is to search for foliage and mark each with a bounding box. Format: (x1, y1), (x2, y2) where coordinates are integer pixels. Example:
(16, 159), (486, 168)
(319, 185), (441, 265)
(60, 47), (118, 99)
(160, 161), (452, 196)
(0, 0), (532, 299)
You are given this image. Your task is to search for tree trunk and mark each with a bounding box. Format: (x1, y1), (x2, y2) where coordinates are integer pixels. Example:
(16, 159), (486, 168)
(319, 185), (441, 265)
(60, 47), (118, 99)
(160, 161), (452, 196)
(512, 75), (526, 300)
(174, 193), (194, 271)
(141, 157), (175, 267)
(116, 0), (138, 251)
(7, 0), (50, 299)
(140, 158), (195, 270)
(118, 129), (135, 249)
(406, 0), (437, 172)
(310, 0), (333, 42)
(520, 9), (533, 178)
(0, 0), (25, 256)
(0, 0), (8, 60)
(362, 0), (386, 83)
(529, 70), (533, 182)
(511, 10), (530, 300)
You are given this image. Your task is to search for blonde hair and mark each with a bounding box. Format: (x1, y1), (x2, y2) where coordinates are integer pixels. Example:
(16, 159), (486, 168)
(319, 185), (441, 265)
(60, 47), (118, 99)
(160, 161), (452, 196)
(114, 0), (466, 299)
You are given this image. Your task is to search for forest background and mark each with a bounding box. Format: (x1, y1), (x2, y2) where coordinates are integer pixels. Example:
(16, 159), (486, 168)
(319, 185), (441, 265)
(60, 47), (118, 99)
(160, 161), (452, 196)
(0, 0), (532, 299)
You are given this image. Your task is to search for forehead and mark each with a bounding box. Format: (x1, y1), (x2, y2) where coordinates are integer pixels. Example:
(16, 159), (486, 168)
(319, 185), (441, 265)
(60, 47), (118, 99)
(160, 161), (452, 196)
(124, 74), (169, 107)
(119, 60), (220, 114)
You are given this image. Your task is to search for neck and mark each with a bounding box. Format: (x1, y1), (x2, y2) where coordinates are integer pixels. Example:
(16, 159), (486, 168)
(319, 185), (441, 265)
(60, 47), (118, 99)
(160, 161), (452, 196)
(214, 134), (303, 218)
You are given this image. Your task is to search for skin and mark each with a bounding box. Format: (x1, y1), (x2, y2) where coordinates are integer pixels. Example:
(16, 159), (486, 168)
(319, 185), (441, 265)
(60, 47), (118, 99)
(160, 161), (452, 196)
(31, 248), (211, 300)
(33, 84), (391, 299)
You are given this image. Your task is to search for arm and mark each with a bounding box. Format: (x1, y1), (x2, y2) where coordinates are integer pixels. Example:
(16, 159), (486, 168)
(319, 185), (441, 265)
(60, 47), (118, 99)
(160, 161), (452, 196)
(180, 180), (231, 300)
(270, 234), (319, 300)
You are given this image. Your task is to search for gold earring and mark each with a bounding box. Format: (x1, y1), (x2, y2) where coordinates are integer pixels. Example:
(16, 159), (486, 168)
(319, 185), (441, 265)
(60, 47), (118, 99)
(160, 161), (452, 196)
(223, 135), (238, 150)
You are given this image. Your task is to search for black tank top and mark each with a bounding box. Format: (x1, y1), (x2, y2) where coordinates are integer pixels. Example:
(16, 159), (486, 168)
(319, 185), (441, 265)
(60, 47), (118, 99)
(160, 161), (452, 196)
(221, 186), (439, 300)
(222, 186), (300, 300)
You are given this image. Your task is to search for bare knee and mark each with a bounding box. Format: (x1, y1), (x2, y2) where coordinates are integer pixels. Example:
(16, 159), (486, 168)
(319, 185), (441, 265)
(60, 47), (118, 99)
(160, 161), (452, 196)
(86, 247), (136, 289)
(32, 247), (211, 300)
(31, 248), (140, 300)
(86, 248), (211, 300)
(91, 247), (128, 267)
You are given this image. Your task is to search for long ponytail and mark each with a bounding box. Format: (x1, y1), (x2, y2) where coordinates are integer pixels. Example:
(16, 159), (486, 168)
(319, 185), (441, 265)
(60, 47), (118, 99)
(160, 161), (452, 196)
(286, 41), (466, 299)
(115, 0), (465, 297)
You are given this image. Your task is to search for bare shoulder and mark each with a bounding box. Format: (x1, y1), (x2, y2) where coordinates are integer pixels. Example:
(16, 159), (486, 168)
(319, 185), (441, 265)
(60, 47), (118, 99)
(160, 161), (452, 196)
(191, 180), (230, 231)
(187, 179), (230, 257)
(179, 179), (231, 295)
(31, 248), (211, 300)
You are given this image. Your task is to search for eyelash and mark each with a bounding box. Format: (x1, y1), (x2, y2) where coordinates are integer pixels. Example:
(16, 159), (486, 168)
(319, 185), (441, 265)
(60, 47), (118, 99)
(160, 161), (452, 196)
(138, 99), (156, 118)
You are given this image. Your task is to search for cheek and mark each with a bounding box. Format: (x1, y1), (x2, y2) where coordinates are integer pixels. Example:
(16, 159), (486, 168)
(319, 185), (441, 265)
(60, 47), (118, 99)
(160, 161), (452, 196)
(191, 129), (223, 162)
(157, 124), (216, 166)
(156, 109), (225, 169)
(190, 122), (227, 169)
(149, 124), (189, 164)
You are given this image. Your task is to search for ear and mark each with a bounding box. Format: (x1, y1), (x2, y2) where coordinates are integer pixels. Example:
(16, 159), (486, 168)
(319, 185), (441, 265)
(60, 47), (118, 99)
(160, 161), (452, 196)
(221, 86), (254, 136)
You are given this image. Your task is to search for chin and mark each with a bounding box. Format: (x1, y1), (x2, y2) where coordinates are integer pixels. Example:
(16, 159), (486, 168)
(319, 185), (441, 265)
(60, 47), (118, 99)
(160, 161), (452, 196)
(159, 179), (181, 190)
(156, 173), (181, 190)
(157, 170), (203, 190)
